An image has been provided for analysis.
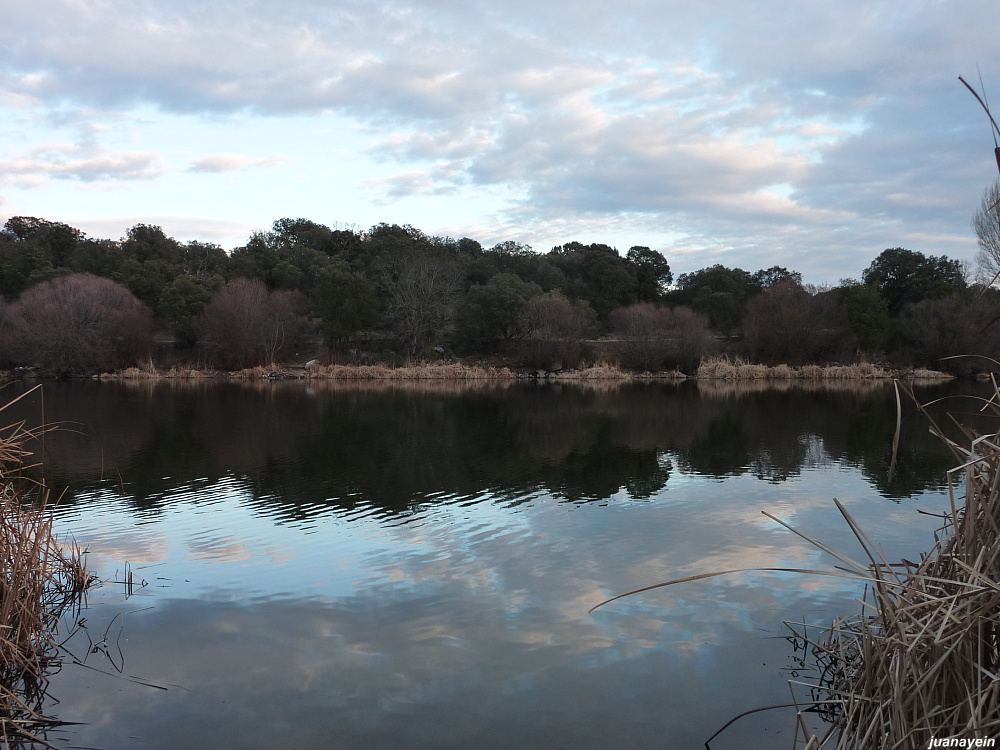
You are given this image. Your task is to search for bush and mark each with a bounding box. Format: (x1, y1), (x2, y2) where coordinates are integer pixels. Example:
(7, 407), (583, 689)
(742, 280), (842, 364)
(610, 302), (715, 371)
(1, 273), (153, 374)
(516, 292), (590, 369)
(197, 278), (306, 368)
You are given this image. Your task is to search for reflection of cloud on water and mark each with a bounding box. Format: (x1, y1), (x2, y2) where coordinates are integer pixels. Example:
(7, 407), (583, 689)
(65, 524), (169, 568)
(49, 592), (805, 750)
(186, 534), (274, 564)
(31, 380), (973, 749)
(42, 469), (935, 749)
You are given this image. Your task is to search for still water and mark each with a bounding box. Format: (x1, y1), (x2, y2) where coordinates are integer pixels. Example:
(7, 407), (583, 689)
(5, 378), (990, 749)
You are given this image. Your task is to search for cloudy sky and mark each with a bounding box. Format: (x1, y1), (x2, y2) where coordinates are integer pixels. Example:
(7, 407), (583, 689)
(2, 0), (999, 282)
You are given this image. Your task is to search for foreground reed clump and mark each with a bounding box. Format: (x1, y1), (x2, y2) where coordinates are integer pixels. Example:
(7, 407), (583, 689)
(0, 392), (93, 745)
(786, 389), (1000, 749)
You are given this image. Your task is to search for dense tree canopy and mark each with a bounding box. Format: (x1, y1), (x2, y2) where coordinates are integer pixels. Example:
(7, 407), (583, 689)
(861, 247), (965, 315)
(0, 215), (990, 373)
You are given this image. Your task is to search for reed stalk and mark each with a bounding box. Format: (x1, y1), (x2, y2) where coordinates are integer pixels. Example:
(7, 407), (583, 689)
(784, 383), (1000, 748)
(0, 388), (94, 746)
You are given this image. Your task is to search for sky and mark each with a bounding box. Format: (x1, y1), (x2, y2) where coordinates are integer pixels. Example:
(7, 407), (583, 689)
(2, 0), (999, 284)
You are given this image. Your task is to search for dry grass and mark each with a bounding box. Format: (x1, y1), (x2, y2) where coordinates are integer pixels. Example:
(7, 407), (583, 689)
(103, 362), (215, 379)
(907, 368), (957, 381)
(307, 362), (518, 380)
(552, 363), (633, 380)
(782, 384), (1000, 749)
(0, 388), (94, 746)
(696, 356), (895, 381)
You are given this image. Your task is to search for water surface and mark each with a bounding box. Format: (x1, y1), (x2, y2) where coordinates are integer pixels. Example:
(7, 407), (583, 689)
(5, 378), (986, 749)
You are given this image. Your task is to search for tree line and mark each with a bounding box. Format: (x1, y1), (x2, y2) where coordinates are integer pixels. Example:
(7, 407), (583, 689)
(0, 214), (994, 374)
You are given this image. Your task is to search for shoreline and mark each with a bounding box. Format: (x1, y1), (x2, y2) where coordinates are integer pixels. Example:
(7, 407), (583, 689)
(4, 356), (957, 383)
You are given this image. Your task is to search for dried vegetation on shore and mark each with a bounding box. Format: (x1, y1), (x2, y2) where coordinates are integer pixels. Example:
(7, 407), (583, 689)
(89, 356), (953, 383)
(0, 388), (94, 746)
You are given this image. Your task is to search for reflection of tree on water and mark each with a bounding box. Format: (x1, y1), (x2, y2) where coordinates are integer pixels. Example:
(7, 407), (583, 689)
(3, 379), (983, 522)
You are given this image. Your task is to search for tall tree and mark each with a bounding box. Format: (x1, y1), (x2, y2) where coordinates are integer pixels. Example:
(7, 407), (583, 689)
(0, 217), (83, 298)
(626, 246), (672, 302)
(861, 247), (965, 315)
(459, 273), (542, 350)
(973, 179), (1000, 281)
(670, 265), (758, 333)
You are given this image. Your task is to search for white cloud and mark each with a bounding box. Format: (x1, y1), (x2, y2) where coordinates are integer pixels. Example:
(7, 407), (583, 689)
(0, 145), (165, 183)
(186, 153), (285, 173)
(0, 0), (997, 279)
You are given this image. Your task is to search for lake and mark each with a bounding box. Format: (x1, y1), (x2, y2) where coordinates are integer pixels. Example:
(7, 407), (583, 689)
(3, 377), (988, 749)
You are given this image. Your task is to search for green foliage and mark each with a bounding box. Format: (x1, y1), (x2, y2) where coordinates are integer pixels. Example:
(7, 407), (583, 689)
(546, 242), (640, 321)
(862, 247), (965, 315)
(751, 266), (802, 290)
(842, 283), (891, 352)
(158, 274), (220, 346)
(308, 262), (379, 346)
(4, 211), (997, 372)
(626, 246), (672, 302)
(670, 265), (758, 333)
(0, 217), (83, 299)
(459, 273), (543, 350)
(229, 226), (332, 291)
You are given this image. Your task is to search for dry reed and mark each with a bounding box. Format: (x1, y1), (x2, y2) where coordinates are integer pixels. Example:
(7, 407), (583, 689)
(551, 363), (633, 380)
(696, 356), (901, 381)
(307, 362), (518, 380)
(0, 388), (94, 746)
(783, 383), (1000, 749)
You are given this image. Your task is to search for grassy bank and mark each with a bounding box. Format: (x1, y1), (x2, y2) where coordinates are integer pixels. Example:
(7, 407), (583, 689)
(695, 356), (952, 382)
(85, 356), (952, 382)
(102, 360), (639, 381)
(0, 391), (93, 745)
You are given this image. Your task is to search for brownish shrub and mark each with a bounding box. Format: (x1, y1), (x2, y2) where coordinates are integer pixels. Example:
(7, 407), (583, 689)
(1, 273), (153, 374)
(610, 302), (715, 372)
(742, 280), (842, 364)
(197, 278), (306, 368)
(516, 292), (588, 369)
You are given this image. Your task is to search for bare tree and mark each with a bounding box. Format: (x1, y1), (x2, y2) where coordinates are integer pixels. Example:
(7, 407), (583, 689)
(974, 179), (1000, 281)
(517, 292), (589, 369)
(198, 278), (305, 368)
(742, 280), (842, 364)
(1, 273), (153, 373)
(666, 306), (716, 371)
(378, 255), (462, 355)
(610, 302), (714, 371)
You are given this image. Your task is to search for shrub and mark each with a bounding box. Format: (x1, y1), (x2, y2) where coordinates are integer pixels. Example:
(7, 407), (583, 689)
(197, 278), (306, 368)
(742, 280), (842, 364)
(1, 273), (153, 374)
(516, 292), (589, 369)
(610, 303), (714, 372)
